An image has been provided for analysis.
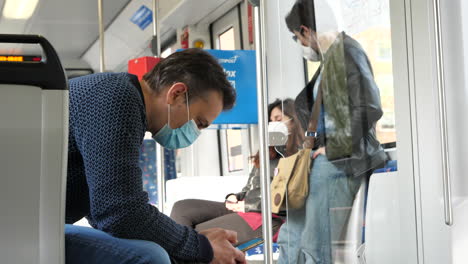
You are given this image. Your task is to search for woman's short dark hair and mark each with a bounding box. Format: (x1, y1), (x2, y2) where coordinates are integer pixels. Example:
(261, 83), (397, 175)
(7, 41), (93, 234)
(143, 48), (236, 110)
(268, 98), (296, 120)
(285, 0), (316, 33)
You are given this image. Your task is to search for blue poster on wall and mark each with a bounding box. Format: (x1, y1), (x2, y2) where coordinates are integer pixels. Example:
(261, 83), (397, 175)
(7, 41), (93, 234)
(205, 50), (258, 124)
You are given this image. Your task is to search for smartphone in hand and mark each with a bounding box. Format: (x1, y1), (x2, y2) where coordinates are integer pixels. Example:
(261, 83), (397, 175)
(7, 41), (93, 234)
(236, 238), (264, 252)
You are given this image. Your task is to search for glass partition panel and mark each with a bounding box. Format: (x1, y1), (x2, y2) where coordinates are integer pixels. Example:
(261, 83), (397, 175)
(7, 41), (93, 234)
(270, 0), (400, 263)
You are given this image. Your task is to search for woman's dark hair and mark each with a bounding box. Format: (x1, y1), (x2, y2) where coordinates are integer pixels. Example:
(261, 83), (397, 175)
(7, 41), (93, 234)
(252, 98), (305, 168)
(143, 48), (236, 110)
(285, 0), (316, 33)
(268, 98), (296, 120)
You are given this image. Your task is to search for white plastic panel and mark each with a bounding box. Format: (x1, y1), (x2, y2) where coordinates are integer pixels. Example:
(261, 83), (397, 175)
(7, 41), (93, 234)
(409, 0), (451, 261)
(365, 172), (401, 264)
(441, 1), (468, 262)
(40, 90), (68, 264)
(413, 0), (468, 263)
(342, 177), (366, 264)
(0, 85), (43, 264)
(388, 0), (421, 262)
(165, 175), (248, 215)
(0, 86), (68, 264)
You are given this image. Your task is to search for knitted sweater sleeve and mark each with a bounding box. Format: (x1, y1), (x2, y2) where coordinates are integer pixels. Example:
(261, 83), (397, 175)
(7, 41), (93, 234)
(72, 74), (212, 262)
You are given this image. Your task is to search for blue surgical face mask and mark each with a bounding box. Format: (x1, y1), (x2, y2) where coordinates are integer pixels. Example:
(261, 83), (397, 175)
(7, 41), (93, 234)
(153, 93), (201, 149)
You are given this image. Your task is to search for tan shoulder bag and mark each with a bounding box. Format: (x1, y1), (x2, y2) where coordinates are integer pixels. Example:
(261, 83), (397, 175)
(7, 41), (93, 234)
(271, 87), (322, 213)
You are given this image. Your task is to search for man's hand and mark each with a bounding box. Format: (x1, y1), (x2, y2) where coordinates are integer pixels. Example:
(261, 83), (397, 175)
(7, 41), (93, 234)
(199, 228), (246, 264)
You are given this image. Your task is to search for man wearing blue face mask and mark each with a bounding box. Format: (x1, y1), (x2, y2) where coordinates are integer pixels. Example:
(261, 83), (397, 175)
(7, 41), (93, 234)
(152, 91), (201, 149)
(65, 48), (245, 264)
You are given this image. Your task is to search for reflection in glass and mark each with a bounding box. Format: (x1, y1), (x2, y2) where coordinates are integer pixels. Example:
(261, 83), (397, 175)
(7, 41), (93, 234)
(351, 26), (395, 145)
(276, 0), (390, 263)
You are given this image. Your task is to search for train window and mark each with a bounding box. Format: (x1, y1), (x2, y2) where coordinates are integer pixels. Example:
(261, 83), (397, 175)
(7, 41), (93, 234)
(212, 6), (250, 176)
(161, 47), (173, 58)
(303, 7), (396, 144)
(274, 1), (404, 263)
(218, 26), (245, 174)
(306, 60), (320, 81)
(218, 27), (236, 50)
(352, 23), (396, 144)
(225, 129), (244, 172)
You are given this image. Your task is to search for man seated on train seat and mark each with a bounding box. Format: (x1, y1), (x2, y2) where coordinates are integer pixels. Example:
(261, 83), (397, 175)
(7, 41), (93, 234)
(65, 48), (245, 264)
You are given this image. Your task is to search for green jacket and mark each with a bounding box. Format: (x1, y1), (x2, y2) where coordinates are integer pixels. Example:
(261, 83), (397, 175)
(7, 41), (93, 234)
(295, 32), (387, 177)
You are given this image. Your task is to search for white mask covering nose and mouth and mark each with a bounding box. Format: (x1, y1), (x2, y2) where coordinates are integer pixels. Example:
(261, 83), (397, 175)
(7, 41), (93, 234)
(268, 119), (291, 146)
(297, 39), (321, 62)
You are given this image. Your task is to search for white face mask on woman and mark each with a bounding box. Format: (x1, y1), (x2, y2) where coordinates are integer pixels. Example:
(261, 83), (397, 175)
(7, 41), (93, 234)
(268, 119), (291, 146)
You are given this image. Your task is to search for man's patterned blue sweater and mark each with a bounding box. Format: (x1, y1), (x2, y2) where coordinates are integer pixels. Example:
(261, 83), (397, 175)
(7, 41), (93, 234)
(66, 72), (212, 262)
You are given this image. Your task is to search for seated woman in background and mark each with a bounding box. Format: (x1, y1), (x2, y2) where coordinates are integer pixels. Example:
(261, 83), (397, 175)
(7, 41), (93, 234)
(170, 98), (304, 245)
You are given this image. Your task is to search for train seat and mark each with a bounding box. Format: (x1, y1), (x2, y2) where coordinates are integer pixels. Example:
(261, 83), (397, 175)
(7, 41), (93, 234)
(333, 160), (399, 264)
(0, 35), (68, 264)
(166, 175), (281, 263)
(165, 175), (249, 214)
(364, 171), (400, 263)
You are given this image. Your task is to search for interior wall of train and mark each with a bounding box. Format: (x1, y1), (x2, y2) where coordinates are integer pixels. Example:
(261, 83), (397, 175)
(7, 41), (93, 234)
(1, 0), (468, 263)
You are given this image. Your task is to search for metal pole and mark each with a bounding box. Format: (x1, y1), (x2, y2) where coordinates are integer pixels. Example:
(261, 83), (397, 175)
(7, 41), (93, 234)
(152, 0), (157, 37)
(254, 1), (273, 263)
(152, 0), (161, 57)
(156, 144), (166, 214)
(152, 0), (166, 214)
(98, 0), (105, 72)
(432, 0), (453, 226)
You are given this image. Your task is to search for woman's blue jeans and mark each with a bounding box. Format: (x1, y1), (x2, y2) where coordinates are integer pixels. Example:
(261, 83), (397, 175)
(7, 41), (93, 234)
(277, 154), (362, 264)
(65, 224), (171, 264)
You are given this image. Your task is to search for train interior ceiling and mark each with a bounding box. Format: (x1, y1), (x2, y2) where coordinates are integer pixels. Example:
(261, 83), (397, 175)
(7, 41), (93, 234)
(0, 0), (246, 72)
(1, 0), (468, 263)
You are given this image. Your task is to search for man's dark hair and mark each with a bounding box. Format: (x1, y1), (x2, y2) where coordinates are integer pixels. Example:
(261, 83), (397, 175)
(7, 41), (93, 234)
(143, 48), (236, 110)
(285, 0), (316, 33)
